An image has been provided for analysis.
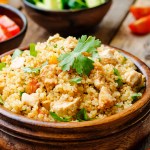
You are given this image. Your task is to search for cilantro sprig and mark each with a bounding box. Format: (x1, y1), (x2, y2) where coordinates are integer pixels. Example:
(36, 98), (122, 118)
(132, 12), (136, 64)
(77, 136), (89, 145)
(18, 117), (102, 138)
(58, 35), (101, 76)
(50, 112), (71, 122)
(113, 68), (123, 87)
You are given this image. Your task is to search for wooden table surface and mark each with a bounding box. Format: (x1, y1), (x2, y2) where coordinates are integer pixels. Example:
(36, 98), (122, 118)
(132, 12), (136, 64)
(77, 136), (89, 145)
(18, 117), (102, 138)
(6, 0), (150, 149)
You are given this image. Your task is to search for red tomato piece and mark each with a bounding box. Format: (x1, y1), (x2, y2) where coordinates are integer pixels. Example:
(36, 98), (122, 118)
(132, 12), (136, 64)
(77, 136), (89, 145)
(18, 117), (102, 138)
(130, 6), (150, 19)
(0, 25), (13, 42)
(0, 15), (14, 28)
(6, 25), (20, 36)
(129, 15), (150, 35)
(0, 15), (20, 38)
(0, 26), (8, 42)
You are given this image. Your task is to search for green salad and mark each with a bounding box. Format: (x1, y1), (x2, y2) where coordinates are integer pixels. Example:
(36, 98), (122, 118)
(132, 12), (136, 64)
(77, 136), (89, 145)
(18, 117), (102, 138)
(27, 0), (106, 10)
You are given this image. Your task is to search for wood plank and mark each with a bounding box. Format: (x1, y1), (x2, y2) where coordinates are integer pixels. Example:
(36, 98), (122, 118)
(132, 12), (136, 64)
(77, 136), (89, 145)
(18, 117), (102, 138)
(20, 0), (134, 47)
(93, 0), (135, 44)
(20, 10), (50, 47)
(110, 0), (150, 67)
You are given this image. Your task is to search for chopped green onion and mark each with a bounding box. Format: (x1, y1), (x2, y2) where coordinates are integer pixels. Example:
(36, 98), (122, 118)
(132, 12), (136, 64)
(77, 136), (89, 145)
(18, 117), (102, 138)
(76, 108), (89, 122)
(50, 112), (71, 122)
(23, 67), (40, 74)
(113, 68), (123, 87)
(21, 107), (27, 111)
(12, 49), (23, 60)
(113, 68), (120, 76)
(54, 44), (57, 48)
(70, 77), (82, 84)
(0, 95), (4, 105)
(131, 93), (142, 103)
(30, 43), (37, 57)
(20, 91), (24, 96)
(0, 62), (6, 71)
(41, 61), (48, 68)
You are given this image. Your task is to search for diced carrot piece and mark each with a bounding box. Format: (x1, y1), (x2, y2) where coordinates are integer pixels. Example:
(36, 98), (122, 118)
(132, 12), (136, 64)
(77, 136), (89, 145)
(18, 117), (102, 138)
(49, 55), (58, 64)
(26, 79), (39, 94)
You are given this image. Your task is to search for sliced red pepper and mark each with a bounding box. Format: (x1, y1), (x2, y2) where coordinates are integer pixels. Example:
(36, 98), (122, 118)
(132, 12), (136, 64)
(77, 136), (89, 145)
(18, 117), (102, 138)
(130, 6), (150, 19)
(129, 15), (150, 35)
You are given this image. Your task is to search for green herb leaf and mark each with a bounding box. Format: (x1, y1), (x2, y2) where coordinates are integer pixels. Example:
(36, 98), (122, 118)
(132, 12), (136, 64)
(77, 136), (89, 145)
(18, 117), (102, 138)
(70, 77), (82, 84)
(136, 84), (145, 92)
(23, 61), (48, 74)
(113, 68), (123, 87)
(41, 61), (48, 68)
(58, 35), (101, 76)
(54, 44), (57, 48)
(20, 91), (24, 97)
(0, 62), (6, 71)
(124, 56), (127, 61)
(12, 49), (23, 60)
(122, 56), (127, 64)
(116, 77), (123, 87)
(30, 43), (37, 57)
(73, 55), (94, 76)
(21, 107), (27, 111)
(131, 93), (142, 103)
(92, 51), (100, 60)
(76, 108), (89, 122)
(115, 103), (122, 108)
(50, 112), (71, 122)
(23, 67), (40, 74)
(0, 95), (4, 105)
(113, 68), (120, 76)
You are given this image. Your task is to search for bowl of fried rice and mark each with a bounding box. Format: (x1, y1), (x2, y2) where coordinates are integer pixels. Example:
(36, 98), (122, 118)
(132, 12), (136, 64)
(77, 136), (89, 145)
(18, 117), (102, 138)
(0, 34), (150, 150)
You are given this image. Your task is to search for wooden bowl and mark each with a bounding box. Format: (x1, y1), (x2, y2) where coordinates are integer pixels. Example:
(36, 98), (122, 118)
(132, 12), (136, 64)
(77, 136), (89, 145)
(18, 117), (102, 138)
(0, 4), (27, 54)
(22, 0), (112, 36)
(0, 46), (150, 150)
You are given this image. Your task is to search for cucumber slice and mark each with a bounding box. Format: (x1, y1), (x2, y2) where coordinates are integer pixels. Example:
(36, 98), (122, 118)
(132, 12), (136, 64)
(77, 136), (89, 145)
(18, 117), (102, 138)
(43, 0), (64, 10)
(36, 2), (48, 9)
(85, 0), (106, 8)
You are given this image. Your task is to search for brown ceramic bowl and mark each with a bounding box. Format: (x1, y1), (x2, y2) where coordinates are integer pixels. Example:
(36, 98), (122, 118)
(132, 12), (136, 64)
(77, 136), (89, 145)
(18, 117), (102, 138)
(0, 4), (27, 54)
(23, 0), (112, 36)
(0, 46), (150, 150)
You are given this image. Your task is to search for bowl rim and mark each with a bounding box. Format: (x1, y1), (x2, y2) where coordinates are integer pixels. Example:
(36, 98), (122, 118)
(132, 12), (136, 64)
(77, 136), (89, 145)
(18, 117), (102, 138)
(23, 0), (112, 13)
(0, 45), (150, 129)
(0, 4), (27, 44)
